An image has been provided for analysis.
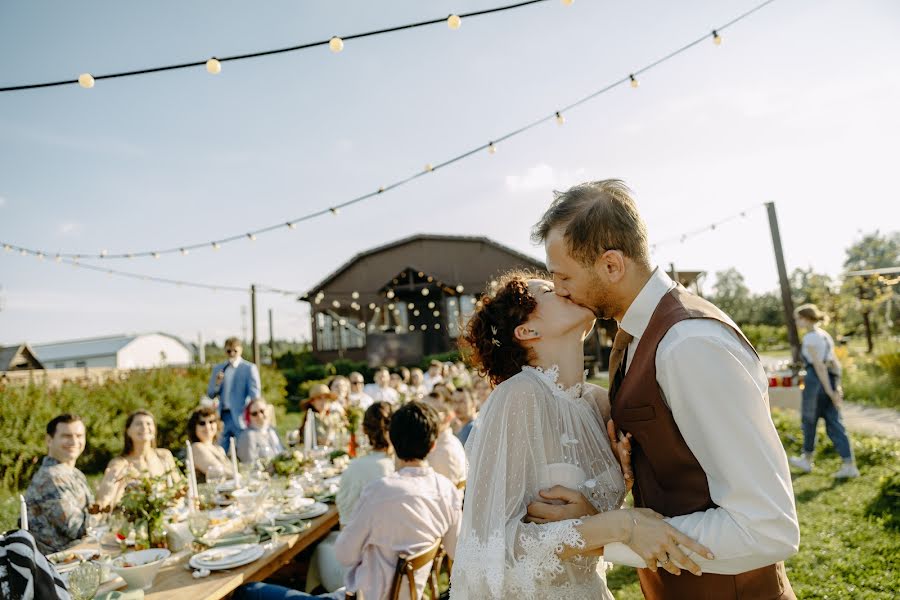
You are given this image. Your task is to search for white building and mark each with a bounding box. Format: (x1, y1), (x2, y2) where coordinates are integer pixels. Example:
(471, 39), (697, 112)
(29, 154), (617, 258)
(33, 333), (194, 370)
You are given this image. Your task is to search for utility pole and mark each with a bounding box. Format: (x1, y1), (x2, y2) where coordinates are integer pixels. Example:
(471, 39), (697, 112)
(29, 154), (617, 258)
(250, 284), (260, 365)
(268, 309), (276, 367)
(240, 305), (248, 343)
(197, 332), (205, 364)
(766, 202), (801, 364)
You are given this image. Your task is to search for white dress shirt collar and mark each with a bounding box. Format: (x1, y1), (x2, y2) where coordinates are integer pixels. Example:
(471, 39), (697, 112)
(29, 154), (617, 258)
(228, 356), (242, 369)
(619, 267), (676, 341)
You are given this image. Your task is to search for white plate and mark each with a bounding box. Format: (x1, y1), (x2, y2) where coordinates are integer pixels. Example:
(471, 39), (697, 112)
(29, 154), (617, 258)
(47, 549), (99, 573)
(191, 543), (257, 566)
(288, 497), (315, 508)
(294, 502), (329, 520)
(215, 479), (238, 493)
(189, 545), (264, 571)
(322, 476), (342, 487)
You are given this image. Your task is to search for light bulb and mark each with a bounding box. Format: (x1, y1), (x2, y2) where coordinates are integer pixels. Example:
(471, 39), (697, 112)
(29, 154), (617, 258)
(388, 303), (395, 310)
(180, 248), (189, 256)
(421, 324), (427, 331)
(378, 186), (385, 193)
(414, 310), (420, 316)
(339, 319), (346, 326)
(713, 30), (722, 45)
(78, 73), (94, 89)
(329, 37), (344, 53)
(488, 142), (497, 154)
(562, 0), (575, 5)
(387, 290), (395, 299)
(422, 288), (430, 296)
(630, 74), (639, 89)
(555, 111), (565, 126)
(358, 322), (366, 329)
(433, 310), (440, 317)
(456, 285), (464, 293)
(435, 323), (441, 329)
(428, 302), (435, 309)
(37, 252), (44, 260)
(153, 252), (160, 259)
(407, 303), (415, 309)
(330, 207), (339, 216)
(425, 163), (433, 172)
(20, 249), (27, 256)
(2, 244), (10, 252)
(409, 325), (415, 331)
(55, 254), (61, 262)
(332, 300), (341, 308)
(447, 14), (462, 30)
(247, 233), (257, 241)
(212, 242), (221, 250)
(127, 254), (134, 259)
(100, 249), (108, 257)
(368, 303), (376, 310)
(206, 58), (221, 75)
(286, 222), (296, 229)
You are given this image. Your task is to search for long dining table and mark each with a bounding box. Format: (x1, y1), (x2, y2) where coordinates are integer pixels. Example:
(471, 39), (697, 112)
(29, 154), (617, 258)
(88, 505), (339, 600)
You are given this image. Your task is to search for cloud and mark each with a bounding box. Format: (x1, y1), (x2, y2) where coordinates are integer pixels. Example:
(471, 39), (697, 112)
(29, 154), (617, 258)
(504, 163), (588, 194)
(59, 222), (82, 235)
(0, 196), (5, 208)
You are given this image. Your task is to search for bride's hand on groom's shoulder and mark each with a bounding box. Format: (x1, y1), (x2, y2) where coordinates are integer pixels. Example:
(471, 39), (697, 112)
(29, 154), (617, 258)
(525, 486), (598, 524)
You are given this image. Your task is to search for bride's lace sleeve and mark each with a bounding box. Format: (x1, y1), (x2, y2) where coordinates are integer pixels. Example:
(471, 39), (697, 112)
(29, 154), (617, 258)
(450, 375), (585, 600)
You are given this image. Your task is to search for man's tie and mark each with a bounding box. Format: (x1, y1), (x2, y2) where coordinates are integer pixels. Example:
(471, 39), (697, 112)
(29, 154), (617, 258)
(608, 328), (634, 401)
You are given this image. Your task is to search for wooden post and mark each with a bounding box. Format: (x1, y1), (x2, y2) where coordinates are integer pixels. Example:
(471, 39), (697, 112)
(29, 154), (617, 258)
(250, 284), (260, 365)
(765, 202), (801, 364)
(268, 309), (276, 366)
(669, 262), (680, 286)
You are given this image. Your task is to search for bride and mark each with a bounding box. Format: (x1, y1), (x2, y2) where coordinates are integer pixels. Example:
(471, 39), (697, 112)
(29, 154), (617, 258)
(450, 272), (706, 599)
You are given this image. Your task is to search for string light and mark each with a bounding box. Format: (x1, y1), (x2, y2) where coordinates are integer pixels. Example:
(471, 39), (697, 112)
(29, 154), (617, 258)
(212, 242), (221, 250)
(428, 302), (435, 309)
(409, 325), (416, 331)
(421, 324), (427, 331)
(3, 244), (10, 252)
(488, 142), (497, 154)
(287, 222), (297, 230)
(422, 288), (430, 296)
(332, 300), (341, 308)
(247, 233), (257, 241)
(329, 37), (344, 53)
(180, 248), (189, 256)
(712, 30), (722, 45)
(435, 323), (441, 329)
(448, 15), (462, 30)
(5, 0), (779, 262)
(352, 291), (360, 299)
(561, 0), (574, 5)
(456, 285), (465, 293)
(433, 310), (440, 317)
(413, 310), (421, 316)
(555, 111), (565, 126)
(78, 74), (94, 89)
(368, 303), (376, 310)
(330, 207), (339, 216)
(100, 249), (108, 257)
(205, 58), (222, 74)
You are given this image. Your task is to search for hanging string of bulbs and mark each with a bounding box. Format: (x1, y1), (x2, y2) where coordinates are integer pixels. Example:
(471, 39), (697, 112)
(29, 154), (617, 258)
(649, 203), (764, 253)
(0, 0), (782, 262)
(0, 0), (554, 93)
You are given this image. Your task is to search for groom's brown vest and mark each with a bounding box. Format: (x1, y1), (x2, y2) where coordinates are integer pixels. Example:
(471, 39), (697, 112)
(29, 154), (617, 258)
(610, 286), (795, 600)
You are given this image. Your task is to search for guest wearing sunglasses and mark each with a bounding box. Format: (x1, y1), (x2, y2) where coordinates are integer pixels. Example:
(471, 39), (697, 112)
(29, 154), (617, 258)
(188, 407), (235, 482)
(237, 398), (284, 463)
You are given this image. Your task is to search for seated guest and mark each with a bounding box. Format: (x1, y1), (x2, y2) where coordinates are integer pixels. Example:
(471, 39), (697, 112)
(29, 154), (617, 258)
(408, 368), (427, 400)
(308, 402), (396, 593)
(233, 401), (462, 600)
(329, 376), (351, 411)
(472, 377), (491, 410)
(347, 372), (374, 410)
(389, 372), (410, 403)
(299, 384), (340, 447)
(187, 406), (235, 482)
(364, 368), (399, 405)
(24, 414), (94, 555)
(422, 360), (443, 392)
(424, 392), (468, 486)
(237, 399), (284, 464)
(451, 388), (477, 446)
(95, 410), (182, 510)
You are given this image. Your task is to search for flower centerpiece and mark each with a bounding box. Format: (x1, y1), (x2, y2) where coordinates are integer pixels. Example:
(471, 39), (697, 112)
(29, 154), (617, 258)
(115, 474), (186, 550)
(271, 449), (310, 478)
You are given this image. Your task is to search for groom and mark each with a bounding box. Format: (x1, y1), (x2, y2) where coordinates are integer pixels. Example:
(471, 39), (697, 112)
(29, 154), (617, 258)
(527, 180), (799, 600)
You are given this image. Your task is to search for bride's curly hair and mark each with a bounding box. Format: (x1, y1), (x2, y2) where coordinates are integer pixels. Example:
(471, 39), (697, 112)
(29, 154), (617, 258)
(460, 270), (541, 386)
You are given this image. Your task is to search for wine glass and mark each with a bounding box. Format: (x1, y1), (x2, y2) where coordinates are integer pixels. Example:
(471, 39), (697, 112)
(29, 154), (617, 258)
(187, 510), (210, 549)
(67, 560), (101, 600)
(85, 513), (110, 553)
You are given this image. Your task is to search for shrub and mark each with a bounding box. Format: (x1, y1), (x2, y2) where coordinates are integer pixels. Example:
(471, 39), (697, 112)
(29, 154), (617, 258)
(842, 344), (900, 410)
(742, 324), (789, 352)
(0, 366), (285, 492)
(867, 472), (900, 530)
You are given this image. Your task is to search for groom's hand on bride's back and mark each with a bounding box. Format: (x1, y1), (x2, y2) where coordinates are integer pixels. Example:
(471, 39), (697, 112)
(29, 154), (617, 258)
(525, 486), (598, 524)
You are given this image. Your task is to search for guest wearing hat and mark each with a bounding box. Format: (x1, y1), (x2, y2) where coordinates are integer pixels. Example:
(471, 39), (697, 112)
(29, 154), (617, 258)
(299, 384), (340, 447)
(789, 304), (859, 478)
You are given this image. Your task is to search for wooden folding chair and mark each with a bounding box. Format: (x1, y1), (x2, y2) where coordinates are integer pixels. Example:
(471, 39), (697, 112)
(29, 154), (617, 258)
(388, 537), (445, 600)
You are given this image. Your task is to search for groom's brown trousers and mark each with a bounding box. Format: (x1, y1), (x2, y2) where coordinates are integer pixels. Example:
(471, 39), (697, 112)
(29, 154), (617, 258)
(609, 286), (796, 600)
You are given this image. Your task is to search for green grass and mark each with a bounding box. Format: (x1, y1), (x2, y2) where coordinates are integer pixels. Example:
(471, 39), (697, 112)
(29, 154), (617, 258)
(606, 409), (900, 599)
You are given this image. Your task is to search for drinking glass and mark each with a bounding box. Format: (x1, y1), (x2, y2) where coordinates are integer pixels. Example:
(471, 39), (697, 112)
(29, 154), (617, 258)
(187, 510), (210, 548)
(67, 560), (101, 600)
(286, 430), (300, 448)
(206, 463), (227, 489)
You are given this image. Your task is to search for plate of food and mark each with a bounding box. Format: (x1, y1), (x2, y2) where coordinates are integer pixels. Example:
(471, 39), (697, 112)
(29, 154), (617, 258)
(47, 549), (100, 573)
(294, 502), (330, 520)
(189, 543), (264, 571)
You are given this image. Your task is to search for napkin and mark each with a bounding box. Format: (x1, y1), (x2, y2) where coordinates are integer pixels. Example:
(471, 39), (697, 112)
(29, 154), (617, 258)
(201, 532), (260, 548)
(255, 521), (310, 542)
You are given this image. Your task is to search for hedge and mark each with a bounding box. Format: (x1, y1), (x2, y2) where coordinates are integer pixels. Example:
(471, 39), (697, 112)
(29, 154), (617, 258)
(0, 366), (286, 492)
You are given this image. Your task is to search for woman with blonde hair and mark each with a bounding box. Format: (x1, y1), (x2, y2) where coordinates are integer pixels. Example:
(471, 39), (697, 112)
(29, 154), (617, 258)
(788, 304), (859, 478)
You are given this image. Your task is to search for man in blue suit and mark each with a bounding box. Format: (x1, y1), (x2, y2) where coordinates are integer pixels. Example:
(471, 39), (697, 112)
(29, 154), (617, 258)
(207, 337), (262, 448)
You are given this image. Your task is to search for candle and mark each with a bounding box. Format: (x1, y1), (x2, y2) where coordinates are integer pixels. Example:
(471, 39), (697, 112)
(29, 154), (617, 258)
(19, 495), (28, 531)
(229, 437), (241, 489)
(304, 409), (316, 453)
(185, 441), (197, 509)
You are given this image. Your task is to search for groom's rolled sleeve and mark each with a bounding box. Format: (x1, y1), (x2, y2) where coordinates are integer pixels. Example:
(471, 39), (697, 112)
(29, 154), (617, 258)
(605, 323), (799, 574)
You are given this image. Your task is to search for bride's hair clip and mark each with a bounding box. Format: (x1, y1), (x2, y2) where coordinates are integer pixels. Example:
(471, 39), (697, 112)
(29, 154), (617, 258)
(491, 325), (502, 347)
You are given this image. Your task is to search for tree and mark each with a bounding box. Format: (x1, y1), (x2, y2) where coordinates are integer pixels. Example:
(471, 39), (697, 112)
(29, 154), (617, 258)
(843, 231), (900, 352)
(711, 268), (752, 324)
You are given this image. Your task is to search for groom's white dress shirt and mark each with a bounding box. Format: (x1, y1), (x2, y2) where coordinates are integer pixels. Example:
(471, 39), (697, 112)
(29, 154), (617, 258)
(604, 268), (799, 574)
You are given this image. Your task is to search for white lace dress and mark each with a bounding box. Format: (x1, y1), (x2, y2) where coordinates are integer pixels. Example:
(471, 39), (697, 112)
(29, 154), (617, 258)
(450, 366), (627, 600)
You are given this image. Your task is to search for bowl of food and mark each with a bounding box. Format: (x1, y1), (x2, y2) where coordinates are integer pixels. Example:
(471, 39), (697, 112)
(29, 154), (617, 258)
(109, 548), (170, 590)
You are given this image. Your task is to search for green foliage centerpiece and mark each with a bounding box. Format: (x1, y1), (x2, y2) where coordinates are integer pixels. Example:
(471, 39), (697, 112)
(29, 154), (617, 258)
(115, 473), (186, 550)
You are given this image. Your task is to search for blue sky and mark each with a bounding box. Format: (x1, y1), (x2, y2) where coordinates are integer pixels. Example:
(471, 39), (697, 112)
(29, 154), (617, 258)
(1, 0), (899, 346)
